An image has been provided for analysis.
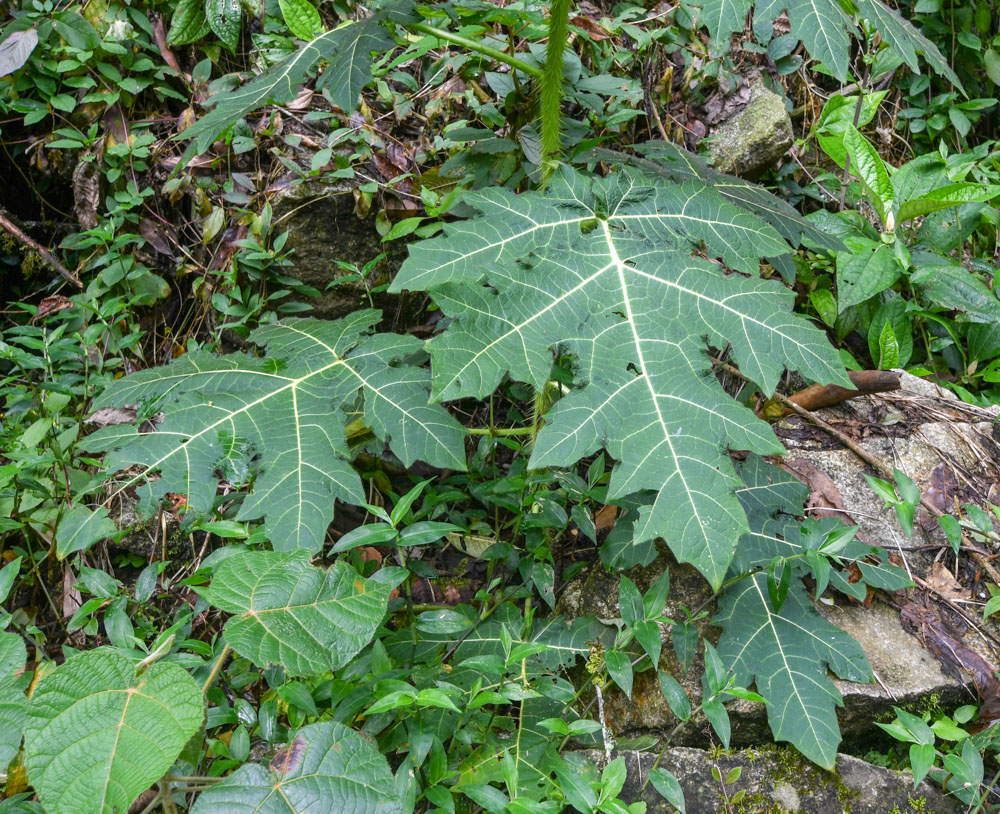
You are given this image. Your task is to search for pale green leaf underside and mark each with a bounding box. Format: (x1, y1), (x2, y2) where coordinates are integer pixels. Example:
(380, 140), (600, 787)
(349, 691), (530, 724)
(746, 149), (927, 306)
(87, 312), (466, 553)
(24, 649), (203, 814)
(203, 551), (391, 676)
(190, 721), (401, 814)
(391, 168), (846, 588)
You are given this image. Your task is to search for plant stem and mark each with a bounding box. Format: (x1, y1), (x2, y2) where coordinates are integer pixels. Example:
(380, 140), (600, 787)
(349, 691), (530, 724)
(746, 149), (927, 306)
(202, 643), (231, 693)
(465, 425), (535, 436)
(410, 23), (542, 79)
(540, 0), (570, 177)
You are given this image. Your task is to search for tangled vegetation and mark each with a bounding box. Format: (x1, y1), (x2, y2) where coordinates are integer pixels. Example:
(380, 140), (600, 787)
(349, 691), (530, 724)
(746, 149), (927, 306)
(2, 0), (1000, 810)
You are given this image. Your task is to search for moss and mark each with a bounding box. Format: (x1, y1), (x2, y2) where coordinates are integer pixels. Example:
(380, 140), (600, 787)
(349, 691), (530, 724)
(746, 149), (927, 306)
(744, 743), (858, 812)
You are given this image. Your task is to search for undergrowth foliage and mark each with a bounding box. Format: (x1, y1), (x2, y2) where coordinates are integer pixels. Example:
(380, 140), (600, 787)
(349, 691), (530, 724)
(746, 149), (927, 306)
(2, 0), (998, 809)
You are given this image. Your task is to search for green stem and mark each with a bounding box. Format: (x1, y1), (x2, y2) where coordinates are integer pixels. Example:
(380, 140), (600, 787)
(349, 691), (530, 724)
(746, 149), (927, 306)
(410, 23), (542, 79)
(465, 425), (536, 436)
(540, 0), (570, 178)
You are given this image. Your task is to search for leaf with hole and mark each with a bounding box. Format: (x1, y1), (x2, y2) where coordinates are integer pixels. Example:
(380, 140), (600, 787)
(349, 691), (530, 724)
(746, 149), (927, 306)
(191, 721), (402, 813)
(390, 167), (846, 589)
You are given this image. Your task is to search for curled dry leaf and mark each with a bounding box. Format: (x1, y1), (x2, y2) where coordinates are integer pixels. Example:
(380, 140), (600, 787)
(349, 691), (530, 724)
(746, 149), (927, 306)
(925, 561), (971, 602)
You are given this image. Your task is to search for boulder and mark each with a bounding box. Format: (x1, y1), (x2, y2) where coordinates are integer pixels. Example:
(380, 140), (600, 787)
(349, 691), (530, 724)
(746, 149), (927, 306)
(269, 179), (421, 324)
(707, 80), (793, 178)
(603, 747), (962, 813)
(559, 555), (969, 750)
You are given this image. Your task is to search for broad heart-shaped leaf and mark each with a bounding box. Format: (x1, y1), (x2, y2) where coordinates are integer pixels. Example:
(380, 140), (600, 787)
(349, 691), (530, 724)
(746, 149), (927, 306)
(24, 648), (203, 814)
(191, 721), (401, 814)
(87, 312), (466, 553)
(178, 2), (415, 163)
(390, 168), (847, 589)
(202, 551), (391, 676)
(699, 0), (957, 85)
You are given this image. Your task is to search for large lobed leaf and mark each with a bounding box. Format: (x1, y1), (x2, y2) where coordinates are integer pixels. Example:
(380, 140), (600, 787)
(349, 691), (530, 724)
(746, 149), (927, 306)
(87, 311), (466, 553)
(699, 0), (961, 87)
(24, 649), (204, 814)
(202, 551), (392, 675)
(178, 1), (416, 163)
(714, 456), (910, 767)
(191, 721), (401, 813)
(390, 168), (847, 588)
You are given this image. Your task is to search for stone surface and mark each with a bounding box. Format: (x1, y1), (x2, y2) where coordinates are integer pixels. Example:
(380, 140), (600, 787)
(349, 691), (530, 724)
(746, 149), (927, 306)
(603, 747), (962, 813)
(558, 370), (1000, 748)
(270, 179), (421, 324)
(561, 554), (969, 748)
(708, 81), (793, 178)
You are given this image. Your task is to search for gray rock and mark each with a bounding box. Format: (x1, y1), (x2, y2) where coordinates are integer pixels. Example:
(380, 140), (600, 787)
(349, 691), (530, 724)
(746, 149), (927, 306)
(708, 81), (793, 178)
(561, 555), (968, 749)
(270, 179), (422, 324)
(603, 747), (962, 813)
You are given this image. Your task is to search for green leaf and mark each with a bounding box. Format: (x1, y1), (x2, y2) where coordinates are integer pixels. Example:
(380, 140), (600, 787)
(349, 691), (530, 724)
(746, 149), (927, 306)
(897, 183), (1000, 223)
(877, 321), (901, 369)
(191, 721), (402, 813)
(24, 648), (203, 814)
(0, 632), (25, 680)
(332, 522), (398, 553)
(604, 650), (633, 697)
(88, 313), (466, 553)
(279, 0), (321, 40)
(716, 574), (871, 768)
(178, 5), (415, 163)
(702, 0), (854, 80)
(0, 556), (21, 604)
(658, 671), (691, 721)
(911, 264), (1000, 323)
(167, 0), (211, 44)
(844, 126), (894, 223)
(390, 168), (845, 589)
(592, 141), (843, 252)
(718, 460), (876, 767)
(0, 674), (25, 769)
(836, 244), (901, 311)
(648, 767), (685, 813)
(55, 505), (116, 559)
(617, 577), (644, 627)
(855, 0), (963, 91)
(202, 550), (391, 676)
(867, 297), (913, 368)
(0, 632), (26, 768)
(0, 29), (38, 78)
(206, 0), (241, 51)
(985, 49), (1000, 85)
(909, 743), (935, 787)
